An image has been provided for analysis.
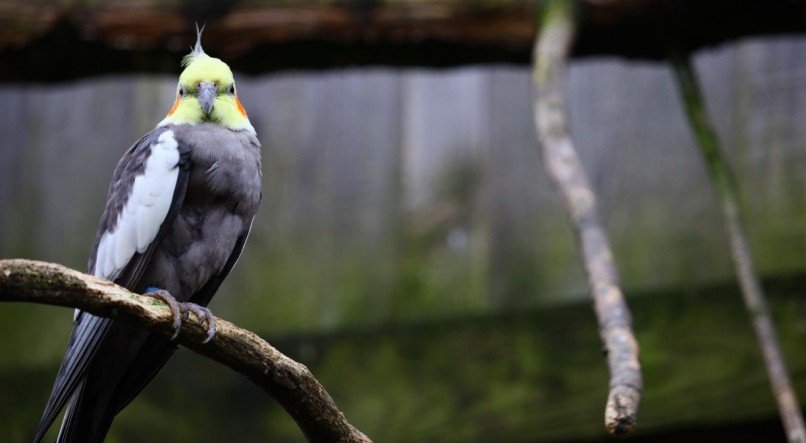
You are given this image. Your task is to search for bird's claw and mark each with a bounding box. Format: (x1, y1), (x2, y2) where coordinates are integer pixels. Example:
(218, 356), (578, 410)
(144, 288), (182, 341)
(184, 303), (217, 344)
(143, 289), (217, 343)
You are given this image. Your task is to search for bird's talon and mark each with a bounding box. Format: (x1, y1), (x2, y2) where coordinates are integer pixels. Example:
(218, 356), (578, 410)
(144, 288), (182, 341)
(184, 303), (216, 344)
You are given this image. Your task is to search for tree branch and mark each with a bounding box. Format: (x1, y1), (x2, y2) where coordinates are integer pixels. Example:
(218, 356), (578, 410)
(0, 259), (371, 443)
(532, 0), (642, 435)
(670, 53), (806, 443)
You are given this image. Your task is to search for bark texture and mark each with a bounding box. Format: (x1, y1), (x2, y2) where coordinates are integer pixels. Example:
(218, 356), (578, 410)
(532, 0), (641, 435)
(0, 259), (371, 443)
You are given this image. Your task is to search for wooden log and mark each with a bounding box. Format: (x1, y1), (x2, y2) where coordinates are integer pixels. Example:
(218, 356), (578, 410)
(2, 1), (806, 80)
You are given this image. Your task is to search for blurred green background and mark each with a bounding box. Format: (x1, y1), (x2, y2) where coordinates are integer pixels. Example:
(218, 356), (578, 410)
(2, 12), (806, 443)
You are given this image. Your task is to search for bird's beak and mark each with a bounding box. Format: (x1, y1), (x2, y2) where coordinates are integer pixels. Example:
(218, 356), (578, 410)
(197, 82), (216, 116)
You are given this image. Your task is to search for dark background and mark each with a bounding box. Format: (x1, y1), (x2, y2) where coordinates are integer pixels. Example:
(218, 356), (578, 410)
(1, 1), (806, 442)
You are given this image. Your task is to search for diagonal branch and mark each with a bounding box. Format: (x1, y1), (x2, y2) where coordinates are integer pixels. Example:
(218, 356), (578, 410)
(0, 259), (371, 443)
(532, 0), (642, 435)
(670, 53), (806, 443)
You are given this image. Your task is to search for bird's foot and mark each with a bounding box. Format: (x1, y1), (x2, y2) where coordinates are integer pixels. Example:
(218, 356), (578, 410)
(183, 303), (217, 344)
(143, 287), (182, 341)
(144, 287), (183, 340)
(143, 288), (216, 343)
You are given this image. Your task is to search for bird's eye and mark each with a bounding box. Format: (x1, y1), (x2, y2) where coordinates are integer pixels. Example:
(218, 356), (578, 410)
(178, 86), (186, 97)
(228, 84), (236, 94)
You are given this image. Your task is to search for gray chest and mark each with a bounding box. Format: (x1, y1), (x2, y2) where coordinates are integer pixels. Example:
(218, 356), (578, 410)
(151, 123), (262, 296)
(182, 125), (262, 214)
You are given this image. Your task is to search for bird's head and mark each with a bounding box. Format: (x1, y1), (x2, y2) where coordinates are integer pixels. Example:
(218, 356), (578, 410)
(160, 25), (252, 132)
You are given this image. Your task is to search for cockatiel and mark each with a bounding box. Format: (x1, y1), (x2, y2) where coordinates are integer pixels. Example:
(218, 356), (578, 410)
(34, 27), (262, 442)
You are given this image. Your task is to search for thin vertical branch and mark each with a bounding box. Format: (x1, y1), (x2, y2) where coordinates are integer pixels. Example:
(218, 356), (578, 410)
(532, 0), (642, 435)
(671, 52), (806, 443)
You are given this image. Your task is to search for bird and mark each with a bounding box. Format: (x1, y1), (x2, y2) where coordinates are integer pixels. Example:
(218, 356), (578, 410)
(33, 26), (262, 443)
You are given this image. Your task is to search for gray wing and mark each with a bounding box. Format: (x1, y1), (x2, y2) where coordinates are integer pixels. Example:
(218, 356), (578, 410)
(34, 127), (191, 442)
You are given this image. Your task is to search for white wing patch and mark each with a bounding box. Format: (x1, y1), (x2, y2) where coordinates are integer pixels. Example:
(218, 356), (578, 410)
(93, 130), (181, 280)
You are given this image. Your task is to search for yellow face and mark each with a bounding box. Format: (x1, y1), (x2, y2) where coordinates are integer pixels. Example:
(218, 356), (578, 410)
(162, 55), (251, 130)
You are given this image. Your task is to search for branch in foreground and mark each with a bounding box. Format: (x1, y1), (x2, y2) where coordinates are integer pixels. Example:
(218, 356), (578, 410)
(532, 0), (642, 435)
(670, 53), (806, 443)
(0, 259), (371, 443)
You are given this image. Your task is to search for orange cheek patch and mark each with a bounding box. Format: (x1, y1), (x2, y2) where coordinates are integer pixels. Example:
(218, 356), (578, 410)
(235, 97), (247, 116)
(167, 98), (180, 116)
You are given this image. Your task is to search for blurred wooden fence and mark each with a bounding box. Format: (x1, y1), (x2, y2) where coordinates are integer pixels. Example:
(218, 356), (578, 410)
(1, 37), (805, 340)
